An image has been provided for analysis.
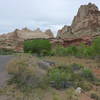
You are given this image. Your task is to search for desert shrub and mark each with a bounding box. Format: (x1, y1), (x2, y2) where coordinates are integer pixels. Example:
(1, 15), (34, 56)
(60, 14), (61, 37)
(81, 46), (94, 57)
(82, 68), (94, 81)
(76, 38), (100, 58)
(52, 92), (60, 100)
(93, 78), (100, 86)
(65, 45), (78, 56)
(51, 45), (79, 56)
(48, 66), (72, 89)
(51, 37), (100, 58)
(51, 46), (68, 56)
(90, 91), (100, 100)
(7, 55), (48, 91)
(75, 81), (93, 91)
(92, 37), (100, 56)
(48, 64), (95, 90)
(66, 88), (80, 100)
(24, 39), (51, 56)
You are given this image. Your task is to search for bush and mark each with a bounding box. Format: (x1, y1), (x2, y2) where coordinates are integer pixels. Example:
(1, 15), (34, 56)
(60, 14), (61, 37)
(76, 81), (93, 91)
(66, 88), (80, 100)
(82, 68), (94, 81)
(90, 91), (100, 100)
(53, 93), (60, 100)
(48, 66), (72, 89)
(51, 37), (100, 58)
(48, 64), (96, 90)
(65, 46), (78, 56)
(51, 46), (68, 56)
(24, 39), (51, 56)
(7, 55), (48, 91)
(92, 37), (100, 56)
(51, 45), (78, 56)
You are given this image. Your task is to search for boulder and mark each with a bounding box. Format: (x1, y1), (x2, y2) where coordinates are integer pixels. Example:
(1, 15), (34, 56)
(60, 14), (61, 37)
(38, 60), (55, 70)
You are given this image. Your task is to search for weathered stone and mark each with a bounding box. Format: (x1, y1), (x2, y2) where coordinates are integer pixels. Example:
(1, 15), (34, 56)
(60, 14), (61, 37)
(57, 3), (100, 39)
(57, 25), (74, 39)
(72, 3), (100, 35)
(45, 29), (54, 38)
(38, 60), (55, 70)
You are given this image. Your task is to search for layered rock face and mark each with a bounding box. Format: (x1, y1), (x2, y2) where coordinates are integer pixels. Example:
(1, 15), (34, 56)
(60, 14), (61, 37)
(57, 25), (75, 39)
(0, 28), (54, 52)
(45, 29), (54, 38)
(57, 3), (100, 39)
(5, 28), (53, 40)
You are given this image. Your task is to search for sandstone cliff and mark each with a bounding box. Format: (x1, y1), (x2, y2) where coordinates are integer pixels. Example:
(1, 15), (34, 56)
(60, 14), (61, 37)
(57, 3), (100, 39)
(5, 28), (53, 40)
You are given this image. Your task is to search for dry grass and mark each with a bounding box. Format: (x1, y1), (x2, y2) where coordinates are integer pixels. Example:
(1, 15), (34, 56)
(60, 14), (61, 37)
(0, 54), (99, 100)
(7, 54), (46, 75)
(43, 56), (100, 78)
(43, 56), (99, 68)
(6, 54), (48, 93)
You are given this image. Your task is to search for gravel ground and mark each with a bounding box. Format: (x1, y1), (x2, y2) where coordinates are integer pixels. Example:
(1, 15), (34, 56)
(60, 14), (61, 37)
(0, 55), (13, 87)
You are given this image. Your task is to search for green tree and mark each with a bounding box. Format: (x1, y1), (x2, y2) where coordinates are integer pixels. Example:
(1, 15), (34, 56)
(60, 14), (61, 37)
(24, 39), (51, 56)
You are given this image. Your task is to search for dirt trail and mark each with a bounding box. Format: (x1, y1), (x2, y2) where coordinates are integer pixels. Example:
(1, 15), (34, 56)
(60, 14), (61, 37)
(0, 55), (13, 87)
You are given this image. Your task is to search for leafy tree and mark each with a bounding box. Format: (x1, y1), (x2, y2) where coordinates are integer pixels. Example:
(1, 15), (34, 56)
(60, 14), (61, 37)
(24, 39), (51, 55)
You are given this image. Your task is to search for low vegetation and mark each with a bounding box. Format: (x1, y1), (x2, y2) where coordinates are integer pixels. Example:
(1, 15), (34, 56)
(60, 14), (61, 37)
(51, 37), (100, 58)
(90, 91), (100, 100)
(24, 39), (51, 56)
(7, 54), (48, 92)
(3, 54), (99, 100)
(48, 64), (95, 90)
(0, 38), (100, 100)
(23, 37), (100, 59)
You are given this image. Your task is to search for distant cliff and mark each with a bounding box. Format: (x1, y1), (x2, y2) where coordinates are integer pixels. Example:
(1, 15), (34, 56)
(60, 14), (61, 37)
(0, 28), (54, 52)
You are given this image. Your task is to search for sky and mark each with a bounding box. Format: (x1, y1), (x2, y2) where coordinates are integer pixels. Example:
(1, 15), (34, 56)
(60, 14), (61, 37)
(0, 0), (100, 35)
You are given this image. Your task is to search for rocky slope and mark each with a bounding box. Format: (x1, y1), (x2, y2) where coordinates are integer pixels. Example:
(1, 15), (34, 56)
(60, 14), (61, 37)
(57, 3), (100, 39)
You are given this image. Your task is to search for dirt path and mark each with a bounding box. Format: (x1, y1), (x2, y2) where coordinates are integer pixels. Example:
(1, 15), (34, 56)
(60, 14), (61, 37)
(0, 55), (13, 87)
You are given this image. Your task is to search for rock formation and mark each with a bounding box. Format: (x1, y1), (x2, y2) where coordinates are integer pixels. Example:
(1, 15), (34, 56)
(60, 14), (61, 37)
(0, 28), (54, 52)
(5, 28), (53, 40)
(57, 3), (100, 39)
(45, 29), (54, 38)
(57, 25), (75, 39)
